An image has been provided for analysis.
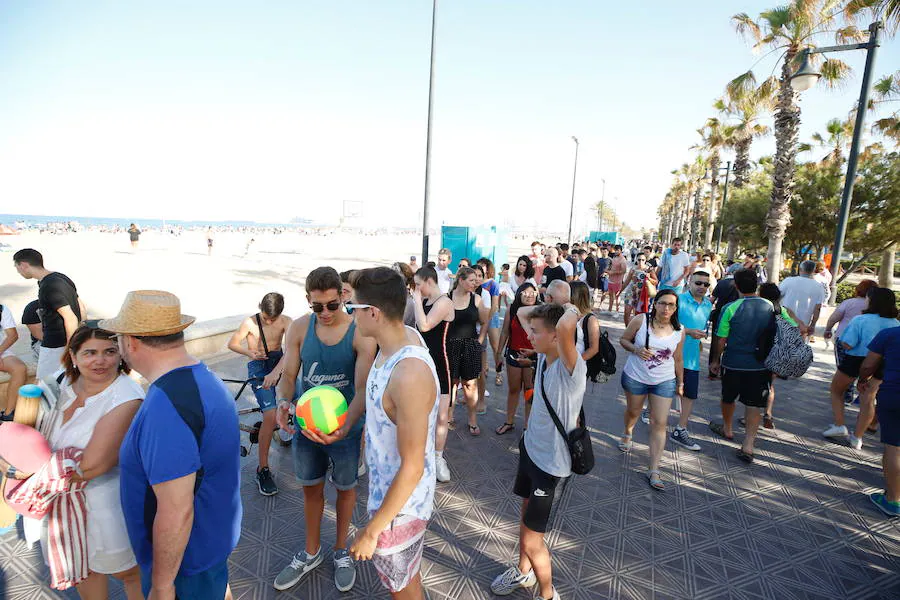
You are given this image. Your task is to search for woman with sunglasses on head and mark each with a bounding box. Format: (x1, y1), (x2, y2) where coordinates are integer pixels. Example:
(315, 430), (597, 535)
(446, 266), (488, 436)
(412, 266), (456, 482)
(620, 253), (658, 327)
(618, 289), (685, 491)
(475, 261), (501, 408)
(494, 282), (540, 435)
(29, 324), (144, 599)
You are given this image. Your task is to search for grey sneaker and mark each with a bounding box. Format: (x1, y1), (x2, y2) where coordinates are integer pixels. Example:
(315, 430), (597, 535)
(274, 547), (323, 591)
(640, 408), (650, 425)
(491, 566), (537, 595)
(333, 548), (356, 592)
(670, 427), (701, 451)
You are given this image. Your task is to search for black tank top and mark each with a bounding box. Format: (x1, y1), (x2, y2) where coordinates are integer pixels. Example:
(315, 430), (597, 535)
(448, 293), (479, 340)
(419, 298), (449, 357)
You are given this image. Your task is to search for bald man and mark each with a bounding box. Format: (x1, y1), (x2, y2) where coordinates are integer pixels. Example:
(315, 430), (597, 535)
(545, 280), (571, 306)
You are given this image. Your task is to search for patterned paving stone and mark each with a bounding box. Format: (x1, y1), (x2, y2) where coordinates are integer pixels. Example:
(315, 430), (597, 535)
(3, 310), (899, 599)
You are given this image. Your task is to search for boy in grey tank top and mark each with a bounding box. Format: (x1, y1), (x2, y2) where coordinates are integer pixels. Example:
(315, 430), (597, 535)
(274, 267), (377, 594)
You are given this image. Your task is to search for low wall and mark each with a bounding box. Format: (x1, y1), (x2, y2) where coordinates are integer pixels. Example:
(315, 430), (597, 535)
(0, 315), (245, 407)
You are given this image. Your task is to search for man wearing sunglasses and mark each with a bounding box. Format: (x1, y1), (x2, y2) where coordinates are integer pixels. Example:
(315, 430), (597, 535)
(673, 271), (714, 451)
(274, 267), (377, 594)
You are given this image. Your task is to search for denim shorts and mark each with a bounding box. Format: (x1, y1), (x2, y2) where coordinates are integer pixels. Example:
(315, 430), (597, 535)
(620, 371), (677, 398)
(292, 424), (362, 490)
(248, 350), (284, 412)
(141, 560), (228, 600)
(490, 313), (502, 329)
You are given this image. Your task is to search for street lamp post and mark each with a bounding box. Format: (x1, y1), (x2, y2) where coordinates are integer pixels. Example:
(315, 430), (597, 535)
(790, 21), (882, 304)
(567, 136), (579, 245)
(420, 0), (438, 265)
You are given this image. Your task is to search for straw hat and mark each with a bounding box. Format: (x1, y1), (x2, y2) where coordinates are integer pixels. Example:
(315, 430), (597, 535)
(99, 290), (195, 336)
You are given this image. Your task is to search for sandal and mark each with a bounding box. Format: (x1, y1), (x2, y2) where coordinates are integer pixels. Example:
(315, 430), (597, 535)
(447, 420), (456, 431)
(709, 422), (734, 441)
(495, 374), (503, 386)
(647, 470), (665, 491)
(468, 424), (481, 436)
(617, 434), (633, 453)
(736, 448), (755, 463)
(763, 414), (775, 430)
(495, 422), (515, 435)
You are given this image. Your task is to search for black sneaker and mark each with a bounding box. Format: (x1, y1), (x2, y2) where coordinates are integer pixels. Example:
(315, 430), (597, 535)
(256, 467), (278, 496)
(0, 411), (14, 422)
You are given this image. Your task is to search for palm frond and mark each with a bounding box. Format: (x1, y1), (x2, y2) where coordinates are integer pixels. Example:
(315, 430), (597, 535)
(811, 132), (825, 144)
(819, 58), (853, 90)
(761, 7), (792, 31)
(797, 142), (813, 153)
(733, 12), (763, 43)
(836, 25), (866, 43)
(727, 71), (758, 100)
(844, 0), (881, 21)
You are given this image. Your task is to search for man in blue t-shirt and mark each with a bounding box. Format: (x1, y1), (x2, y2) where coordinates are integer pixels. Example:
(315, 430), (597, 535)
(102, 290), (241, 600)
(674, 271), (713, 452)
(860, 326), (900, 517)
(709, 269), (775, 463)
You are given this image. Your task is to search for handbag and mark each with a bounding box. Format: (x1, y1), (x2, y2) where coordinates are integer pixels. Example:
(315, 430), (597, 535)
(538, 358), (594, 475)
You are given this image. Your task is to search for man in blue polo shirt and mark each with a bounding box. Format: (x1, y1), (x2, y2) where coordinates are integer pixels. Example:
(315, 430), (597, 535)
(672, 270), (713, 451)
(860, 325), (900, 517)
(103, 290), (242, 600)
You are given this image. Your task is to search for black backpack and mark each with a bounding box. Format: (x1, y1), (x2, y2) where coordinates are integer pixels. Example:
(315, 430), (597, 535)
(576, 314), (617, 381)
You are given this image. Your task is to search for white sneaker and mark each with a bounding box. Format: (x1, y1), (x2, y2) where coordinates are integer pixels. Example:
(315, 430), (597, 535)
(436, 455), (451, 482)
(484, 390), (491, 398)
(539, 588), (561, 600)
(357, 459), (367, 477)
(491, 566), (536, 595)
(823, 424), (849, 438)
(640, 408), (650, 425)
(848, 434), (863, 450)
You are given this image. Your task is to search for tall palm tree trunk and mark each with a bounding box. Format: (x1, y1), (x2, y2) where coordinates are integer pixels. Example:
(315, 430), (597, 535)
(732, 137), (752, 188)
(880, 244), (896, 287)
(705, 152), (720, 249)
(765, 55), (800, 282)
(691, 186), (702, 251)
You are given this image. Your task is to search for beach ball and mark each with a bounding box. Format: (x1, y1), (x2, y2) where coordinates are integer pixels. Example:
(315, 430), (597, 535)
(295, 385), (348, 435)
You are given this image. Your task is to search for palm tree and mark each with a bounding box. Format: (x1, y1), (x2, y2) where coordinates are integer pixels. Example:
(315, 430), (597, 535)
(718, 77), (777, 188)
(871, 71), (900, 142)
(810, 117), (855, 162)
(731, 2), (858, 281)
(695, 117), (727, 249)
(845, 0), (900, 34)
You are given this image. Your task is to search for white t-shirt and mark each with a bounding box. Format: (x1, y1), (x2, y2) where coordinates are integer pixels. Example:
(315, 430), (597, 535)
(436, 266), (452, 294)
(779, 276), (827, 325)
(662, 250), (692, 286)
(560, 259), (574, 279)
(0, 304), (16, 358)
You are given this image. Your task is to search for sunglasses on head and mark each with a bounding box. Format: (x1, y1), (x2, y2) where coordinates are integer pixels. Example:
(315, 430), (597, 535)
(310, 301), (342, 313)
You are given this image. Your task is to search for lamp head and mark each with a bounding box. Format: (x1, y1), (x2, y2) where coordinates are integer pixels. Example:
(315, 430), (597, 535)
(790, 49), (821, 92)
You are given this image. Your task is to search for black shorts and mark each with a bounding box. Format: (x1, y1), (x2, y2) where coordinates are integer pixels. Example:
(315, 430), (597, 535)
(426, 348), (451, 395)
(838, 355), (885, 380)
(513, 438), (561, 534)
(447, 337), (482, 382)
(721, 368), (771, 408)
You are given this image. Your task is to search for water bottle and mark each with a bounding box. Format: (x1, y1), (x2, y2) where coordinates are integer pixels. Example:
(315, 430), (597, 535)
(15, 384), (43, 427)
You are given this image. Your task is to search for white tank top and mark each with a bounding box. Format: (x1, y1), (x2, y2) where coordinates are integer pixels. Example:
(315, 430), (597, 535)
(364, 327), (440, 521)
(623, 314), (683, 385)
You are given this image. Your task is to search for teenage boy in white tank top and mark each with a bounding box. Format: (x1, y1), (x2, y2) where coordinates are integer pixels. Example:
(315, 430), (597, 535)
(345, 267), (440, 599)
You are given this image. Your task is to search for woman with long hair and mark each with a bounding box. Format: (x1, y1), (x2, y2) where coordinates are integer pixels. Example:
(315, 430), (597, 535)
(824, 287), (900, 449)
(494, 282), (539, 435)
(824, 279), (878, 403)
(391, 261), (417, 328)
(412, 266), (456, 482)
(511, 254), (537, 294)
(34, 325), (144, 599)
(618, 289), (685, 491)
(476, 258), (503, 393)
(447, 266), (488, 435)
(570, 281), (601, 362)
(620, 253), (657, 326)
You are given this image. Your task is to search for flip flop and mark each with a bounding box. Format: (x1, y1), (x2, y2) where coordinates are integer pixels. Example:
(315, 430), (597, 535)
(647, 470), (665, 491)
(709, 422), (734, 441)
(468, 424), (481, 436)
(736, 448), (755, 463)
(617, 434), (633, 453)
(495, 422), (515, 435)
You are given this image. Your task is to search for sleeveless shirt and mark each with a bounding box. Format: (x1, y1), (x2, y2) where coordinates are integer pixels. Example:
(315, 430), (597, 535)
(365, 328), (440, 520)
(448, 293), (479, 340)
(300, 314), (362, 432)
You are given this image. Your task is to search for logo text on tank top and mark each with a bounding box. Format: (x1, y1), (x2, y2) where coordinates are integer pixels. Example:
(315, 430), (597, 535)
(305, 361), (350, 389)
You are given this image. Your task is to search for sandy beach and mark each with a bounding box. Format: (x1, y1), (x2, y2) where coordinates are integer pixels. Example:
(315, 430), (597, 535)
(0, 229), (530, 324)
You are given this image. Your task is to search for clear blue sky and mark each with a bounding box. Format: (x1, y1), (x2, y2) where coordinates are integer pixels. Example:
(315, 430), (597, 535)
(0, 1), (896, 232)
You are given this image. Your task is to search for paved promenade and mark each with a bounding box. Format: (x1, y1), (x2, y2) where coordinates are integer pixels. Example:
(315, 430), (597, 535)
(3, 310), (900, 599)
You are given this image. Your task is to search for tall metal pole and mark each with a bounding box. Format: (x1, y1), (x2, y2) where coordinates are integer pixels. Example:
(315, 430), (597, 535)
(420, 0), (438, 264)
(715, 161), (731, 255)
(828, 21), (881, 304)
(567, 136), (579, 245)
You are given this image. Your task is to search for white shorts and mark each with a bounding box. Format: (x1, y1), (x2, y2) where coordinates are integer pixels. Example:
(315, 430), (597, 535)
(37, 346), (66, 380)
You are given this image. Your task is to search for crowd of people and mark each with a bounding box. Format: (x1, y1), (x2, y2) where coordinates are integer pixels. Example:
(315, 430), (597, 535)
(0, 238), (898, 600)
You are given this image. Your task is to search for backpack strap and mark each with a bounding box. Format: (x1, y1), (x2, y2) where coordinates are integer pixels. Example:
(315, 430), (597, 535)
(255, 313), (270, 357)
(538, 357), (586, 442)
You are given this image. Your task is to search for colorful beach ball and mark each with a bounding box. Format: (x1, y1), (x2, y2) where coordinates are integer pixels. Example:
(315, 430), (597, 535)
(295, 385), (348, 435)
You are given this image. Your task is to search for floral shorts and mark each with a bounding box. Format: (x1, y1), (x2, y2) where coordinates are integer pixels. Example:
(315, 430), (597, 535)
(370, 513), (429, 593)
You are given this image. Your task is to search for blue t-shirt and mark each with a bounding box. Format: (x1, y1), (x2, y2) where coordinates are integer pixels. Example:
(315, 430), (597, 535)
(840, 314), (900, 357)
(716, 296), (774, 371)
(481, 280), (500, 297)
(869, 326), (900, 408)
(678, 291), (713, 372)
(119, 364), (242, 576)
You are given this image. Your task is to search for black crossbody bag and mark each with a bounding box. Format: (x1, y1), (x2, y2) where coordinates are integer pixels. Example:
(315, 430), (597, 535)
(539, 357), (595, 475)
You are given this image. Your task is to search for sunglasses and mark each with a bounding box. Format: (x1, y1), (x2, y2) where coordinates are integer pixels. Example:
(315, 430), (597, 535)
(310, 301), (342, 313)
(693, 281), (711, 287)
(345, 303), (375, 311)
